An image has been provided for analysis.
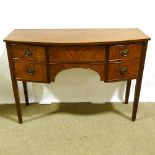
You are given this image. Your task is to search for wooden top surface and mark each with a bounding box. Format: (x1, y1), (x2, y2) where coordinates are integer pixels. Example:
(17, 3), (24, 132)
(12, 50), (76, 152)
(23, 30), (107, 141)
(4, 29), (150, 44)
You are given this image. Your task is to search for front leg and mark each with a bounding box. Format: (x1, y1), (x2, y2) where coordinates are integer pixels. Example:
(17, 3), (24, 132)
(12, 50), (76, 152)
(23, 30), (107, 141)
(6, 43), (23, 123)
(132, 42), (148, 121)
(132, 78), (142, 121)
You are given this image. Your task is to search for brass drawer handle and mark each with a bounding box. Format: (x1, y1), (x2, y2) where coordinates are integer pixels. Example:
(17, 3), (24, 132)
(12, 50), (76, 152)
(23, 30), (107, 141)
(120, 67), (128, 73)
(26, 68), (35, 75)
(25, 50), (33, 57)
(121, 49), (128, 57)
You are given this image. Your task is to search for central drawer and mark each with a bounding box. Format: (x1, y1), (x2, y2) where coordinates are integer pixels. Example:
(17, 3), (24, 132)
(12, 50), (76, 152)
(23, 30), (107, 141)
(49, 46), (105, 63)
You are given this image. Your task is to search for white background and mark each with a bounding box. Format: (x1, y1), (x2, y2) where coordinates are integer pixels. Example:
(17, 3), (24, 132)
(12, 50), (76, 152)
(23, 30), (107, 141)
(0, 0), (154, 104)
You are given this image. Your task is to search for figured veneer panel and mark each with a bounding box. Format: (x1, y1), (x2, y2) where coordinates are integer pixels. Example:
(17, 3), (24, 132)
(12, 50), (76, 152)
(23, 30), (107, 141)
(14, 62), (47, 82)
(11, 45), (46, 61)
(109, 44), (142, 60)
(49, 63), (105, 81)
(49, 46), (105, 63)
(107, 60), (140, 81)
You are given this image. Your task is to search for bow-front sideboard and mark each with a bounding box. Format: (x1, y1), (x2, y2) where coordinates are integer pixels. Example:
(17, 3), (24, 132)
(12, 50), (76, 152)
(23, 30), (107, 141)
(4, 29), (150, 123)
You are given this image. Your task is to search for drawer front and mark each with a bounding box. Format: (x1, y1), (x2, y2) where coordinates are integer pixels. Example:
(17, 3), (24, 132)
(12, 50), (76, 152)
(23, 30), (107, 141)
(49, 46), (105, 63)
(12, 45), (46, 61)
(14, 62), (47, 82)
(109, 44), (142, 60)
(49, 63), (105, 81)
(107, 60), (140, 81)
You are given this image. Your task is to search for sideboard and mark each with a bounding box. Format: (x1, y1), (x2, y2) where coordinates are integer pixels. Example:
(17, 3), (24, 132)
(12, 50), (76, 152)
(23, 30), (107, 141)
(4, 29), (150, 123)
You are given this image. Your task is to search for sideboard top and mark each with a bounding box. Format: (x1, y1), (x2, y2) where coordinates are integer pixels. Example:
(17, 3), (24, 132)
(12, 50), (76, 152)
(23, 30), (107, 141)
(4, 29), (150, 45)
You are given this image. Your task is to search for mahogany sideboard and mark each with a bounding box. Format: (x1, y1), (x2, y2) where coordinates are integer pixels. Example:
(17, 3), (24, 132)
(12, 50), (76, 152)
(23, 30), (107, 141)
(4, 29), (150, 123)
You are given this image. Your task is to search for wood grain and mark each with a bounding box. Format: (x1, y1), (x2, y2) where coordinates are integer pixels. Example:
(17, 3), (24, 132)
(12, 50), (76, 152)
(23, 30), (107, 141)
(11, 45), (46, 61)
(107, 60), (140, 81)
(6, 43), (23, 123)
(4, 29), (150, 45)
(132, 42), (148, 121)
(49, 46), (105, 63)
(109, 44), (142, 60)
(14, 62), (47, 82)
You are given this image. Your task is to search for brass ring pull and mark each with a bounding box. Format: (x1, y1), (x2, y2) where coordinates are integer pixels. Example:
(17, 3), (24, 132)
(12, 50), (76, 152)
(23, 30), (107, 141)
(120, 67), (128, 73)
(121, 49), (128, 57)
(25, 51), (33, 57)
(26, 68), (35, 74)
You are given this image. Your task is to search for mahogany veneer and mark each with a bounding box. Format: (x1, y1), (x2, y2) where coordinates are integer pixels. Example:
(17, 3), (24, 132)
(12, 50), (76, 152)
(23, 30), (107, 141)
(4, 29), (150, 123)
(49, 46), (106, 63)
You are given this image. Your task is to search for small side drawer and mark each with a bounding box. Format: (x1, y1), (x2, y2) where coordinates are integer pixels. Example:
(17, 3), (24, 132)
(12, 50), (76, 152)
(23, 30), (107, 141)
(109, 44), (142, 60)
(11, 45), (46, 61)
(14, 62), (47, 82)
(49, 46), (105, 63)
(107, 60), (140, 81)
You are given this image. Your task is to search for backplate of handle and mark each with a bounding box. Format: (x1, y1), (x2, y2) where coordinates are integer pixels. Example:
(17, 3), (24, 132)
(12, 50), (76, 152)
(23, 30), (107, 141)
(120, 67), (128, 73)
(25, 50), (33, 57)
(121, 49), (128, 57)
(26, 68), (35, 74)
